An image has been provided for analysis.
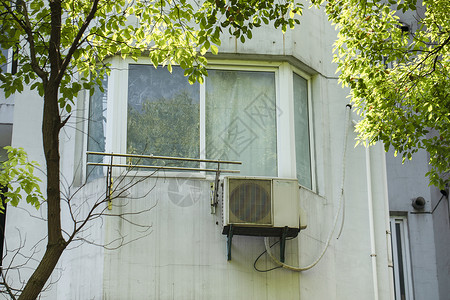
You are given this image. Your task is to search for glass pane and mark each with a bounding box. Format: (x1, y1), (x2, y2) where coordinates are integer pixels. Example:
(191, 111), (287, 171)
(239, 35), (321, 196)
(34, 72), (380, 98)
(127, 65), (200, 168)
(205, 69), (277, 176)
(293, 73), (312, 189)
(87, 75), (108, 180)
(1, 48), (8, 73)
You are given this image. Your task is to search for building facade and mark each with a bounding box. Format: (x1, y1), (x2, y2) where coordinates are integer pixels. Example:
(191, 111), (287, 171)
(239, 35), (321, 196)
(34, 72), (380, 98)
(1, 3), (448, 300)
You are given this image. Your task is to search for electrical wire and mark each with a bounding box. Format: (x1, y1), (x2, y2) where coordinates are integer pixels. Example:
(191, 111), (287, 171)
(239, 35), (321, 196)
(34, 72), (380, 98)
(431, 194), (445, 214)
(263, 104), (352, 272)
(254, 239), (283, 272)
(254, 237), (295, 272)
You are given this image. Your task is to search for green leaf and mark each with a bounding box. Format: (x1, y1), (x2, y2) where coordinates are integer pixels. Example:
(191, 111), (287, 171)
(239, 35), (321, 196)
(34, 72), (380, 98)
(210, 45), (218, 55)
(0, 147), (43, 210)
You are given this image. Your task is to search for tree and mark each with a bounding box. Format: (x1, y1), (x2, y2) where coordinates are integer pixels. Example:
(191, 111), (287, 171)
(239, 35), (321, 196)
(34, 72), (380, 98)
(0, 0), (303, 298)
(316, 0), (449, 188)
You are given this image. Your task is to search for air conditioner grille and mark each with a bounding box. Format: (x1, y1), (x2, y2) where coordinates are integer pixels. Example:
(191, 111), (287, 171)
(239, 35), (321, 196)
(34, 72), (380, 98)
(228, 179), (272, 225)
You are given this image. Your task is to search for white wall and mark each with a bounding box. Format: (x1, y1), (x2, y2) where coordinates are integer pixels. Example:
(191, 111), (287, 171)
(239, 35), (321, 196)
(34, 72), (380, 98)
(4, 85), (105, 299)
(386, 149), (447, 300)
(3, 86), (50, 298)
(103, 177), (300, 299)
(0, 89), (13, 160)
(296, 75), (391, 299)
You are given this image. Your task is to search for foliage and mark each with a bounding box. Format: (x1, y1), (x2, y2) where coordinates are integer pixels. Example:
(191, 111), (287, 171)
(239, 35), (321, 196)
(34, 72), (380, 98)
(0, 146), (43, 211)
(316, 0), (450, 188)
(0, 0), (303, 107)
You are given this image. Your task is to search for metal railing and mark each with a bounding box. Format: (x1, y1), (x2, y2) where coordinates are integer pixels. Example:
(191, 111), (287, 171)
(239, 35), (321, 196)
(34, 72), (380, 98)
(86, 151), (241, 212)
(86, 151), (241, 173)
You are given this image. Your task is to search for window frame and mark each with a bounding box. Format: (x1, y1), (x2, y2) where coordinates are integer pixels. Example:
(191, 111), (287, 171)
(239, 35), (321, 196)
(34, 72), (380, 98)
(88, 58), (315, 190)
(292, 66), (315, 190)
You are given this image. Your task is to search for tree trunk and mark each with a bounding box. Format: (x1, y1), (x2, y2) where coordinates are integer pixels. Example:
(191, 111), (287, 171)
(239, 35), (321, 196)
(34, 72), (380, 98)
(19, 1), (66, 298)
(17, 242), (66, 300)
(18, 80), (66, 299)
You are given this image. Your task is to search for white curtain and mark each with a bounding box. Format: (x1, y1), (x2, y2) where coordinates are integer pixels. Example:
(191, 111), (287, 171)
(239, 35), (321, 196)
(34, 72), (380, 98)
(205, 69), (277, 176)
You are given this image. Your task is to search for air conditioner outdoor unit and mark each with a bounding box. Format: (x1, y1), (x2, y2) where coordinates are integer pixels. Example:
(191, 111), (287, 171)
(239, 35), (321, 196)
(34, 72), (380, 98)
(222, 176), (300, 238)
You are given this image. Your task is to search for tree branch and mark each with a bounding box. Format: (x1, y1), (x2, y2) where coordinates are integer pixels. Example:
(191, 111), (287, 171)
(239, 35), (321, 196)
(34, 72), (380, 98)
(57, 0), (100, 84)
(0, 0), (48, 81)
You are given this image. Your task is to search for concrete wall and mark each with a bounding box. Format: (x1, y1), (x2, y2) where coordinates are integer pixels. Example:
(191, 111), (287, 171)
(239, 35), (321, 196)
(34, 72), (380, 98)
(431, 186), (450, 300)
(103, 177), (301, 299)
(386, 149), (450, 300)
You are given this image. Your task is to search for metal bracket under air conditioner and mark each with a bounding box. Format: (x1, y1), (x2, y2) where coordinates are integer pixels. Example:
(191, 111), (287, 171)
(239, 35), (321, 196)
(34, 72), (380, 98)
(223, 225), (299, 262)
(227, 225), (233, 261)
(210, 162), (221, 214)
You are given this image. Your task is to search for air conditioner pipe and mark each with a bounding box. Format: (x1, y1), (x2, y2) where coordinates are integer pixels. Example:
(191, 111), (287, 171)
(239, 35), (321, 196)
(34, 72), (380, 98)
(264, 104), (352, 271)
(380, 144), (395, 300)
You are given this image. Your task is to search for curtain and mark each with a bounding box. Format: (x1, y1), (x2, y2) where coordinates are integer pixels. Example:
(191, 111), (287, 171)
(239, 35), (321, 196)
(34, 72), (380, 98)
(205, 69), (277, 176)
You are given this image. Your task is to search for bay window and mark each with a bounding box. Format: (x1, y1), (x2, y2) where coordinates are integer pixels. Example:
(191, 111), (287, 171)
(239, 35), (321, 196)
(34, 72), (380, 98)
(87, 60), (314, 189)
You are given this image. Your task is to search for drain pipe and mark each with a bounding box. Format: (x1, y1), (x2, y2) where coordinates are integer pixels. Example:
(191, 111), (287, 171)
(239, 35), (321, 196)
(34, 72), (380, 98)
(365, 144), (379, 300)
(380, 144), (395, 300)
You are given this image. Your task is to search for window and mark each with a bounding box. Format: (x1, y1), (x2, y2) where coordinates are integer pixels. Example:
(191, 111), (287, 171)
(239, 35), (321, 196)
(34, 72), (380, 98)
(390, 216), (414, 300)
(87, 75), (108, 179)
(89, 60), (313, 187)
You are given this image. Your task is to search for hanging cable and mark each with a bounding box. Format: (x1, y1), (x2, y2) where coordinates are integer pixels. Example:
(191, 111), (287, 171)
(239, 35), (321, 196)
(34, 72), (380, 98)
(254, 237), (295, 272)
(431, 193), (446, 214)
(264, 104), (352, 271)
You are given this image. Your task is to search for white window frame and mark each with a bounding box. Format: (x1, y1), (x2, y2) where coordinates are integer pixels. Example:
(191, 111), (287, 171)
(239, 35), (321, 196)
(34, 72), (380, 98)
(292, 65), (315, 190)
(390, 216), (414, 300)
(91, 58), (315, 190)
